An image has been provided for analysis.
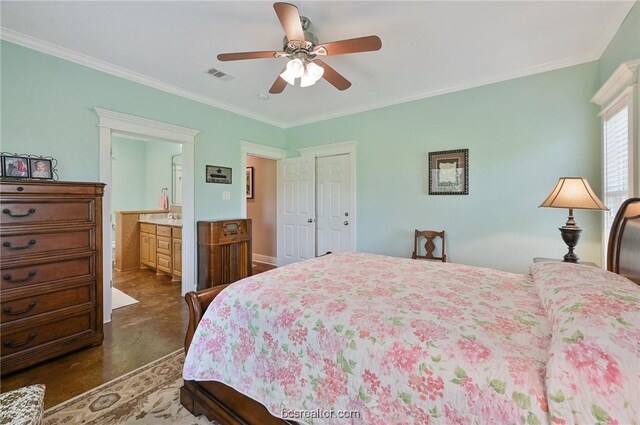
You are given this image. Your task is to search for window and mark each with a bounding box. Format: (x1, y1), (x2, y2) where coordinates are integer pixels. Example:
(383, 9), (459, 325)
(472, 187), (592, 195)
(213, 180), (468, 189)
(593, 60), (639, 261)
(602, 93), (634, 251)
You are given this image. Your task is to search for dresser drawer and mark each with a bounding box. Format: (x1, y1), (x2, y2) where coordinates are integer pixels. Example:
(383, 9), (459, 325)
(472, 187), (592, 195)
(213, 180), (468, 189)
(156, 235), (171, 254)
(1, 256), (93, 291)
(1, 311), (92, 356)
(1, 200), (95, 226)
(1, 284), (92, 323)
(156, 225), (172, 237)
(0, 229), (93, 260)
(156, 253), (172, 273)
(139, 223), (156, 234)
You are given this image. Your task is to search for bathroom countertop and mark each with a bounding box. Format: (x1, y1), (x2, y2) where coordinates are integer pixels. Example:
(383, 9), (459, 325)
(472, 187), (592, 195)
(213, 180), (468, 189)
(138, 218), (183, 227)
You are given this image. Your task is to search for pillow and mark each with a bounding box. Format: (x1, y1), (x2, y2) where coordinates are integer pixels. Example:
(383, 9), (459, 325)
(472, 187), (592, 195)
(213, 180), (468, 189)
(0, 384), (45, 425)
(530, 262), (639, 425)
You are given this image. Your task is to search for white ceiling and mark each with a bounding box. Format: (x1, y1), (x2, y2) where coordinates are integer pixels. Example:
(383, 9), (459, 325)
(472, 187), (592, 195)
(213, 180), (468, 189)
(0, 1), (634, 128)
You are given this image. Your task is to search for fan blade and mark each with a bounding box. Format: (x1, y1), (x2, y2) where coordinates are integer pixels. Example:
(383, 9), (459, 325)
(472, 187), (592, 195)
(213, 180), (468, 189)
(269, 70), (288, 94)
(314, 36), (382, 56)
(273, 2), (305, 43)
(217, 51), (282, 61)
(315, 60), (351, 91)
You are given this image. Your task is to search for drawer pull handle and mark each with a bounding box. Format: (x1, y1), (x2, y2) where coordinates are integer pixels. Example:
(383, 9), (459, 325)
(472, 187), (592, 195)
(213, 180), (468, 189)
(3, 302), (37, 316)
(2, 208), (36, 218)
(3, 271), (37, 283)
(2, 240), (37, 250)
(3, 333), (37, 348)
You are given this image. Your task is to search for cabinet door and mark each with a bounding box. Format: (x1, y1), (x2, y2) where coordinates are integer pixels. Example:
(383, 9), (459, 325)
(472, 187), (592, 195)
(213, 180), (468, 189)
(140, 234), (149, 266)
(172, 238), (182, 277)
(149, 234), (157, 268)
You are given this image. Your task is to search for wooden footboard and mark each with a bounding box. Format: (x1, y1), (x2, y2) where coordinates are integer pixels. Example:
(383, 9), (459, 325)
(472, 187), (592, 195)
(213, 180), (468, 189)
(180, 285), (291, 425)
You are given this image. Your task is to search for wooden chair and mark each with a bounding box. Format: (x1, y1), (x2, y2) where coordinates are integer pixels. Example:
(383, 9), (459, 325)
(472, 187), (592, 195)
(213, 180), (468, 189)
(412, 230), (446, 262)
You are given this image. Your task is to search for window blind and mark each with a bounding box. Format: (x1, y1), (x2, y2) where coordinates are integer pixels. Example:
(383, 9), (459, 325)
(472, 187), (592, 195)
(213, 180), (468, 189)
(603, 104), (629, 239)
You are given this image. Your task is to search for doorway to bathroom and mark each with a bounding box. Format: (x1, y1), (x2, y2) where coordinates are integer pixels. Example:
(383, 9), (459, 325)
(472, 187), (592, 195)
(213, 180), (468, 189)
(110, 134), (183, 311)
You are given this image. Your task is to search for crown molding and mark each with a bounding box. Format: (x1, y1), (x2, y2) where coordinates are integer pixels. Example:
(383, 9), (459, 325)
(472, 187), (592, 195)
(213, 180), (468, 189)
(592, 59), (640, 106)
(282, 54), (599, 128)
(0, 27), (287, 129)
(94, 107), (200, 143)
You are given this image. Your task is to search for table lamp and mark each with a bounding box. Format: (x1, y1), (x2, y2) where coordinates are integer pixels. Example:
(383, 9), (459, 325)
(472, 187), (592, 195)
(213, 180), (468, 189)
(539, 177), (608, 263)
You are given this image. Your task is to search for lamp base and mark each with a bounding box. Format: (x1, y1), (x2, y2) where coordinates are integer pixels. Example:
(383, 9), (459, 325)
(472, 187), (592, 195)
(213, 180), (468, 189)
(559, 225), (582, 263)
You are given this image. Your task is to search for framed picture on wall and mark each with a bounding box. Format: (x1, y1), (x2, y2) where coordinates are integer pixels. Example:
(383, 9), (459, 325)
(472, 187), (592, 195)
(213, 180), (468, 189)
(206, 165), (232, 184)
(246, 166), (254, 199)
(428, 149), (469, 195)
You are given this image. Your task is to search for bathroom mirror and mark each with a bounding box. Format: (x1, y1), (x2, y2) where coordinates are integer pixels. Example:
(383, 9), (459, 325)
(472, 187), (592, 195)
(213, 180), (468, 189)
(171, 154), (183, 206)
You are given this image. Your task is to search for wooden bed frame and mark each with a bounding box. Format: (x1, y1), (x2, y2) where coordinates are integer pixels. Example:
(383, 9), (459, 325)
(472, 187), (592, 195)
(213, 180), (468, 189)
(180, 198), (640, 425)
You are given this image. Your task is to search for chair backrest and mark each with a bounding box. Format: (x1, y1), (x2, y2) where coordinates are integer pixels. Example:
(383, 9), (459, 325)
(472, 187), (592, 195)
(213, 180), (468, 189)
(412, 230), (446, 262)
(607, 197), (640, 285)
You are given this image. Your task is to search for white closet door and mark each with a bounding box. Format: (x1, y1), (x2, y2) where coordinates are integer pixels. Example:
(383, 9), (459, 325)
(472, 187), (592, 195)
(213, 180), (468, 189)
(277, 156), (316, 266)
(316, 154), (352, 255)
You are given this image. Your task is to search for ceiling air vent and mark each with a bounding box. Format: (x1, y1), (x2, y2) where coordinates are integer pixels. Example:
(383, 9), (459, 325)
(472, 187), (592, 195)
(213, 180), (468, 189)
(206, 67), (234, 81)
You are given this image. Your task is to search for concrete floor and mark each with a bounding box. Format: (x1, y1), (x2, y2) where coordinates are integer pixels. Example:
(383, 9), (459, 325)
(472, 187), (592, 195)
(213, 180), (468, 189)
(1, 261), (276, 409)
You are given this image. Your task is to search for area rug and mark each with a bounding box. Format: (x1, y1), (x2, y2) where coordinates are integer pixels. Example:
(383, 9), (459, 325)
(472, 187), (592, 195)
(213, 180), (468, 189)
(42, 350), (216, 424)
(112, 288), (139, 310)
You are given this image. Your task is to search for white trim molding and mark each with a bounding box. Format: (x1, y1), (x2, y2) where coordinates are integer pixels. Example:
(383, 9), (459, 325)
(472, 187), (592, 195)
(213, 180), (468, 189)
(297, 140), (358, 157)
(2, 28), (285, 128)
(95, 108), (199, 323)
(592, 59), (640, 108)
(94, 108), (200, 143)
(253, 254), (277, 266)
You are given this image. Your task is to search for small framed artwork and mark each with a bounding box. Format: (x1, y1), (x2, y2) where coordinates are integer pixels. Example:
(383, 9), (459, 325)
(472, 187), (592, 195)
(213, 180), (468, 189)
(2, 155), (30, 178)
(206, 165), (232, 184)
(29, 158), (53, 180)
(246, 167), (254, 199)
(428, 149), (469, 195)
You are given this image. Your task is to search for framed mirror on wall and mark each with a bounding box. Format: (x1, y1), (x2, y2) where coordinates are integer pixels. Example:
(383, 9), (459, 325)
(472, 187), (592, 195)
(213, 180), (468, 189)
(172, 154), (183, 206)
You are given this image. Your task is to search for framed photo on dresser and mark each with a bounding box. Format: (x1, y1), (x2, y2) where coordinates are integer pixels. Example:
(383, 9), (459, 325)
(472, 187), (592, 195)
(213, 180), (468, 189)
(1, 155), (30, 178)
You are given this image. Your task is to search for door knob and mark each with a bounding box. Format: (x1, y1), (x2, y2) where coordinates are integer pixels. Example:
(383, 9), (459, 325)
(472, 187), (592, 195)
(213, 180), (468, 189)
(307, 218), (313, 223)
(344, 221), (349, 226)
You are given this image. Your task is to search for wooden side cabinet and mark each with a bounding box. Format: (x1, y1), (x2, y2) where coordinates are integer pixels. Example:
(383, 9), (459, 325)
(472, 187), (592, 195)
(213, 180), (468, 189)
(172, 227), (182, 281)
(197, 219), (252, 290)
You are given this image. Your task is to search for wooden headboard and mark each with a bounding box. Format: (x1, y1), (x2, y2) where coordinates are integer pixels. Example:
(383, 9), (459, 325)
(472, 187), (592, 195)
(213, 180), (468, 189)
(607, 197), (640, 285)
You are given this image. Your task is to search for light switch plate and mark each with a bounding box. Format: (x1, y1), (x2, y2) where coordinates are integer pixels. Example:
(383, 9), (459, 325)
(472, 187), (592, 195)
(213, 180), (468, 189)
(222, 191), (231, 200)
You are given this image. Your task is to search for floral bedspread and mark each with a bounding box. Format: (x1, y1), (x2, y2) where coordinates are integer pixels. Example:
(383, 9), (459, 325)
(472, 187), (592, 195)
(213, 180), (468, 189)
(184, 251), (553, 424)
(530, 262), (639, 425)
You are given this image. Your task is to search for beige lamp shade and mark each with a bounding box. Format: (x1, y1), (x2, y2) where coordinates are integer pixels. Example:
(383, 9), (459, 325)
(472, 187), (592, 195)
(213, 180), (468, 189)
(539, 177), (608, 210)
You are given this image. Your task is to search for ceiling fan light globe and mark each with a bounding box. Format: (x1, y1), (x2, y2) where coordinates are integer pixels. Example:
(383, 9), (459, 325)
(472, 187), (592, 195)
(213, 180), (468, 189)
(300, 71), (317, 87)
(280, 68), (297, 85)
(286, 58), (305, 78)
(306, 61), (324, 82)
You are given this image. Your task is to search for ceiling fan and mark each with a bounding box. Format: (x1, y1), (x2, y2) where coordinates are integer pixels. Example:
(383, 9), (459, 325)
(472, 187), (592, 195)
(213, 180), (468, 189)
(217, 2), (382, 94)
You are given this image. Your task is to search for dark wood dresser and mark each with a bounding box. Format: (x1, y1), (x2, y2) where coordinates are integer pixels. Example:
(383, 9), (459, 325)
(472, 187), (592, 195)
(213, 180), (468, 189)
(197, 219), (252, 290)
(0, 180), (104, 375)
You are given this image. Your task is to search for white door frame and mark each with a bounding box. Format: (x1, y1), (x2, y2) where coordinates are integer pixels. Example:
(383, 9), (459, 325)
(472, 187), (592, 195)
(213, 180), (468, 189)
(240, 141), (287, 219)
(95, 108), (200, 323)
(297, 140), (357, 252)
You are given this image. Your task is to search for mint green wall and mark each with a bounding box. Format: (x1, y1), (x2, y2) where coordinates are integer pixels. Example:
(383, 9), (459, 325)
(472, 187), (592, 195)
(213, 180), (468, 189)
(0, 41), (286, 222)
(597, 1), (640, 86)
(142, 140), (182, 209)
(0, 41), (610, 273)
(111, 137), (181, 213)
(111, 137), (146, 212)
(286, 63), (602, 273)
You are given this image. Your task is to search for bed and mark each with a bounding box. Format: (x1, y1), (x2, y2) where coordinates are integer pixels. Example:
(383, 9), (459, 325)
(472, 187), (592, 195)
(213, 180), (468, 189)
(180, 198), (640, 425)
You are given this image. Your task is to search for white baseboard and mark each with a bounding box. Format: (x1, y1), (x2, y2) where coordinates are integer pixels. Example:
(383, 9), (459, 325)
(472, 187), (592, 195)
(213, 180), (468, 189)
(253, 254), (276, 266)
